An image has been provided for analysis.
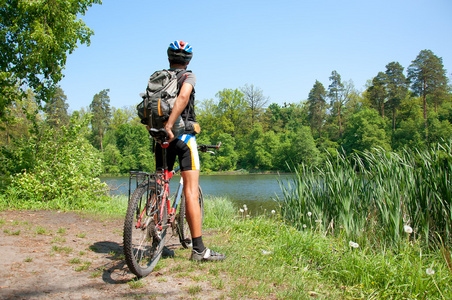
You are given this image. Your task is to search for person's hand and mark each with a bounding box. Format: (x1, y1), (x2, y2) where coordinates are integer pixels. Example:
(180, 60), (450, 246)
(165, 124), (174, 141)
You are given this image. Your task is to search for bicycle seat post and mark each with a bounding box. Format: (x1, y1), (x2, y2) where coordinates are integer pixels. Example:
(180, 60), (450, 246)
(162, 147), (168, 172)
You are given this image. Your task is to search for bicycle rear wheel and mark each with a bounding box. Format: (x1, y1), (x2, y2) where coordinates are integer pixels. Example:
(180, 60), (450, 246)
(123, 181), (168, 278)
(178, 186), (204, 249)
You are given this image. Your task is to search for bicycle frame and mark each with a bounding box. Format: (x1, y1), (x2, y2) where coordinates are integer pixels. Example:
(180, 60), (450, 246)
(128, 148), (184, 232)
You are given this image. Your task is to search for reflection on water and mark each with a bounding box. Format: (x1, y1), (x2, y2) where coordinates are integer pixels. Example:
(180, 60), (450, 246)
(101, 174), (292, 214)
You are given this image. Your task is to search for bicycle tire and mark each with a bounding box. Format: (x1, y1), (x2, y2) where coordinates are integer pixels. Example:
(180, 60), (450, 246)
(123, 181), (168, 278)
(178, 186), (204, 249)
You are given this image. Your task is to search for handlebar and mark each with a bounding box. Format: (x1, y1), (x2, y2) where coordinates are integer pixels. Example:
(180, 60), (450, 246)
(198, 142), (221, 153)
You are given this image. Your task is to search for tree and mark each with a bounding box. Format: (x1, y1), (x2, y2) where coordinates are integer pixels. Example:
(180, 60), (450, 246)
(45, 86), (70, 128)
(0, 0), (102, 119)
(366, 72), (387, 119)
(5, 114), (107, 208)
(214, 89), (248, 137)
(307, 80), (327, 138)
(328, 71), (346, 138)
(385, 62), (408, 132)
(241, 84), (268, 127)
(408, 49), (449, 139)
(342, 109), (391, 154)
(89, 89), (111, 152)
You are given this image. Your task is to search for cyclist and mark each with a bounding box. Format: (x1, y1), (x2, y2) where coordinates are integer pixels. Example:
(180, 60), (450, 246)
(155, 40), (225, 261)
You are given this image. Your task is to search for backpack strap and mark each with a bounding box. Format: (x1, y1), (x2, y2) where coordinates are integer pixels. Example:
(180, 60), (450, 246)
(174, 70), (196, 124)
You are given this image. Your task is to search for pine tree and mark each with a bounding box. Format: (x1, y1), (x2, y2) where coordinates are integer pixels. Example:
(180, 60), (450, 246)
(408, 49), (449, 140)
(385, 62), (408, 132)
(89, 89), (111, 152)
(328, 71), (345, 138)
(307, 80), (327, 138)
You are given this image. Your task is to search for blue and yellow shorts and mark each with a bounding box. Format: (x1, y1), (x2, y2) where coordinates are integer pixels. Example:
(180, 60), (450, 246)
(155, 134), (200, 171)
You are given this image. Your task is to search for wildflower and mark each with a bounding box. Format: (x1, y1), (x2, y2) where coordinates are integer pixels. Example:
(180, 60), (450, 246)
(271, 210), (276, 214)
(426, 268), (435, 275)
(307, 212), (312, 217)
(239, 209), (244, 213)
(303, 224), (307, 228)
(404, 225), (413, 234)
(349, 241), (359, 248)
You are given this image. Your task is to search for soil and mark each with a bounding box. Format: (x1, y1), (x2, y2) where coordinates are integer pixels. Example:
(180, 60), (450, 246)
(0, 210), (229, 300)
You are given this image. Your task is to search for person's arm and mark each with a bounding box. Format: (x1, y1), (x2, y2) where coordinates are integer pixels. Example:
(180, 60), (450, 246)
(164, 82), (193, 141)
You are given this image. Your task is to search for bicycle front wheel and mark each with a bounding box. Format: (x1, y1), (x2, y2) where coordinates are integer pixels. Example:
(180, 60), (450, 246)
(123, 181), (168, 278)
(178, 186), (204, 249)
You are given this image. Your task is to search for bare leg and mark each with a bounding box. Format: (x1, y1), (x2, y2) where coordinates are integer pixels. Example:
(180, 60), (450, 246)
(181, 169), (201, 238)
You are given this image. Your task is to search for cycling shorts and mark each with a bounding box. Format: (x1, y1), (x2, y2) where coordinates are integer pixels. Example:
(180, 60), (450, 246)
(155, 134), (200, 172)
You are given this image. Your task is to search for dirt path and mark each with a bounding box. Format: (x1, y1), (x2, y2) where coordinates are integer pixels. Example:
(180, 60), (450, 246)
(0, 210), (229, 299)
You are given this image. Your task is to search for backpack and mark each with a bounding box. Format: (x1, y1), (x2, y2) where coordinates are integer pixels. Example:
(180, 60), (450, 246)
(137, 69), (187, 142)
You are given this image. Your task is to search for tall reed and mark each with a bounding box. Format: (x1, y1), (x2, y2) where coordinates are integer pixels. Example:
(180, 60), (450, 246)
(278, 141), (452, 248)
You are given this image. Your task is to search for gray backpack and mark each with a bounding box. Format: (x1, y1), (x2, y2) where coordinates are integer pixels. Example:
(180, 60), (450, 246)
(137, 69), (187, 142)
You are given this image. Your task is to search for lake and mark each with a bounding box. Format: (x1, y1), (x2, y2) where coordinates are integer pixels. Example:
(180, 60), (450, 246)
(101, 173), (292, 214)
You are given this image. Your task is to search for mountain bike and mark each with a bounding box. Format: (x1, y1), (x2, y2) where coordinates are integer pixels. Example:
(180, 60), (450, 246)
(123, 130), (221, 278)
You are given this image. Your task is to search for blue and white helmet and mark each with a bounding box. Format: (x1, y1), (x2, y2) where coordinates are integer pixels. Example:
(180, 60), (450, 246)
(167, 40), (193, 64)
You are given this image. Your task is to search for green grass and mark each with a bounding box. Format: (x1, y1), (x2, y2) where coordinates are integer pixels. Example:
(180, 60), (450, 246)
(3, 229), (21, 235)
(69, 258), (81, 264)
(187, 285), (202, 295)
(50, 236), (66, 243)
(52, 245), (73, 254)
(74, 261), (91, 272)
(35, 226), (48, 235)
(202, 196), (452, 299)
(1, 158), (450, 299)
(128, 279), (145, 289)
(278, 143), (452, 248)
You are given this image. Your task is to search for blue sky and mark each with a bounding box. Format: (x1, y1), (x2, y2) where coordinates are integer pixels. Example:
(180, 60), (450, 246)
(59, 0), (452, 112)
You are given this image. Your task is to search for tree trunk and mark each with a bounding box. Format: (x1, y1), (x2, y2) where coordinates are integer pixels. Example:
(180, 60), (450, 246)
(338, 106), (342, 138)
(392, 106), (396, 132)
(423, 91), (428, 141)
(99, 131), (104, 153)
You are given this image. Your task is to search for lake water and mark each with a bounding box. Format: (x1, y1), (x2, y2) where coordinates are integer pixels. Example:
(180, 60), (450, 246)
(101, 174), (293, 214)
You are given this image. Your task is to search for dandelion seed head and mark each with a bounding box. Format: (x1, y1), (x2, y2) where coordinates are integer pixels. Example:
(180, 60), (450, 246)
(303, 224), (307, 228)
(239, 209), (244, 213)
(307, 212), (312, 217)
(271, 210), (276, 214)
(349, 241), (359, 248)
(426, 268), (435, 275)
(404, 225), (413, 234)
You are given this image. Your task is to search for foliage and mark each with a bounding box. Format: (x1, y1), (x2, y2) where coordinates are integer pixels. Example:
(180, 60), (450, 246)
(278, 142), (452, 248)
(342, 108), (391, 154)
(0, 0), (102, 119)
(203, 197), (452, 299)
(89, 89), (111, 152)
(408, 49), (450, 139)
(307, 80), (327, 138)
(2, 114), (107, 210)
(45, 86), (70, 127)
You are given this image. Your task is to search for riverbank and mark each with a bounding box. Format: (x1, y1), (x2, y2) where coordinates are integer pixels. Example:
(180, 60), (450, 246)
(1, 196), (449, 299)
(99, 169), (293, 178)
